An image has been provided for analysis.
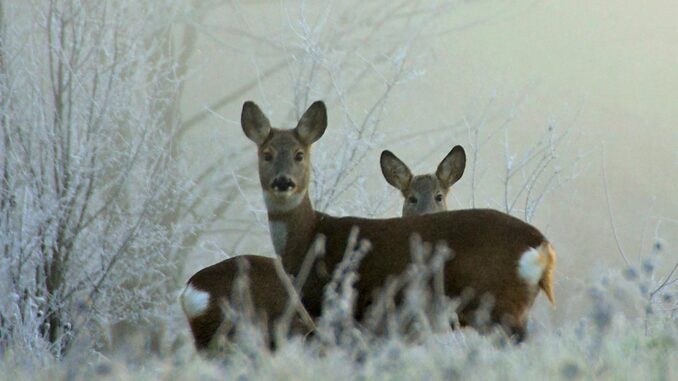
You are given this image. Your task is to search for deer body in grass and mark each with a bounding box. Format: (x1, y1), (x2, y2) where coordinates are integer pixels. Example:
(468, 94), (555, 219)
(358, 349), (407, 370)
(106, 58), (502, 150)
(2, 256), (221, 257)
(241, 100), (556, 340)
(380, 146), (466, 217)
(180, 255), (314, 351)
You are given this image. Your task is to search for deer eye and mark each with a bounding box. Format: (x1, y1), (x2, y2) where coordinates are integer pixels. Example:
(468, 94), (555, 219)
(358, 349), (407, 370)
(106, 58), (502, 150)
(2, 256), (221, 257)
(435, 194), (443, 202)
(295, 151), (304, 162)
(408, 196), (418, 204)
(263, 152), (273, 162)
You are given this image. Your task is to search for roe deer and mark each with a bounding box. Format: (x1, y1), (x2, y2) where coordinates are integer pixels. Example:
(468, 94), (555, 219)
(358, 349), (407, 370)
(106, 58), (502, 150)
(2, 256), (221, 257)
(240, 100), (555, 340)
(380, 147), (466, 216)
(180, 255), (314, 351)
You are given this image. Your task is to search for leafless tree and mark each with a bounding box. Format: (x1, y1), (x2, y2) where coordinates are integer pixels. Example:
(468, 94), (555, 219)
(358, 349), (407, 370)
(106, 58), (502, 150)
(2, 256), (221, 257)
(179, 1), (465, 266)
(0, 0), (194, 356)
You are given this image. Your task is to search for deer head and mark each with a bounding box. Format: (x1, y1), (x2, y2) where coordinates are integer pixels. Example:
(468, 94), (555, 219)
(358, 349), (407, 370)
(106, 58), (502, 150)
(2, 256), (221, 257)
(241, 101), (327, 213)
(380, 146), (466, 216)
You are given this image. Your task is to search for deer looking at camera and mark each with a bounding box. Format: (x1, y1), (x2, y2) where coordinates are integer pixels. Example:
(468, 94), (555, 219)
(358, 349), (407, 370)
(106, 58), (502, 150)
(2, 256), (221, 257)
(240, 100), (555, 340)
(380, 147), (466, 217)
(180, 255), (315, 352)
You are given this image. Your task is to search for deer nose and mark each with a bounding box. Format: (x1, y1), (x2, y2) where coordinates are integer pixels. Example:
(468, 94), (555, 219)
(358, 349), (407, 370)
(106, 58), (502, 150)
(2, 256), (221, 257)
(271, 176), (296, 192)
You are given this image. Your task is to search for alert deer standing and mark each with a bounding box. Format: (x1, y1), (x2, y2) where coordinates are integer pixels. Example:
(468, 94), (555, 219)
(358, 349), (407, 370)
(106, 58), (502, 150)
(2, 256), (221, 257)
(241, 100), (555, 340)
(380, 147), (466, 217)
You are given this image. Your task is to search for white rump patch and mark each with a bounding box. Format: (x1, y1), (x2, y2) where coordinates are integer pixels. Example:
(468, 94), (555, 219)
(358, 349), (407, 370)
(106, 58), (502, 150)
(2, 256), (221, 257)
(269, 220), (288, 256)
(518, 247), (545, 286)
(180, 284), (209, 318)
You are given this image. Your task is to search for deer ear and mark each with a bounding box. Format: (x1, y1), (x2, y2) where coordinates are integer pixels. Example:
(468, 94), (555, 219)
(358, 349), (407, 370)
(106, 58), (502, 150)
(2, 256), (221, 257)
(380, 150), (413, 192)
(295, 101), (327, 145)
(436, 145), (466, 188)
(241, 101), (271, 145)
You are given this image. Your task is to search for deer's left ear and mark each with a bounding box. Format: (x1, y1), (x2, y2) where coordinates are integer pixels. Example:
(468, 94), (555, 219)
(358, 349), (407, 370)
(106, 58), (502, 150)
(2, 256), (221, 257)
(436, 145), (466, 188)
(295, 101), (327, 145)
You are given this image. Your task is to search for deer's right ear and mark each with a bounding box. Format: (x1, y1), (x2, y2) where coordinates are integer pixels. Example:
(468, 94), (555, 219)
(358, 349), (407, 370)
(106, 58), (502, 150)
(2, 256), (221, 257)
(380, 150), (412, 192)
(296, 101), (327, 145)
(241, 101), (271, 145)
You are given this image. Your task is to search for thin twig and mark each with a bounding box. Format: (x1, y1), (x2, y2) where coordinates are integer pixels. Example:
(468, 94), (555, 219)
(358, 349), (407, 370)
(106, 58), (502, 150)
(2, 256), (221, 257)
(602, 144), (630, 267)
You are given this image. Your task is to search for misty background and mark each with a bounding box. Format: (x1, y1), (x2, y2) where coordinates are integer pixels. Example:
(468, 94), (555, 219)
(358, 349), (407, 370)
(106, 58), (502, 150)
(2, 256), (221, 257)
(178, 0), (677, 325)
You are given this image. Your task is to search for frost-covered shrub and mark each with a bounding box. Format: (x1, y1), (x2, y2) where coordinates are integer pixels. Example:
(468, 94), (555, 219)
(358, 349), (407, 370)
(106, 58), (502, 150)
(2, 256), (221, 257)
(0, 0), (192, 357)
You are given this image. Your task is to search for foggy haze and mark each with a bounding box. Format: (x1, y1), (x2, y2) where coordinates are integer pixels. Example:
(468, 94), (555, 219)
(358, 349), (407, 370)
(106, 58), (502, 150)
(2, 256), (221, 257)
(178, 0), (677, 322)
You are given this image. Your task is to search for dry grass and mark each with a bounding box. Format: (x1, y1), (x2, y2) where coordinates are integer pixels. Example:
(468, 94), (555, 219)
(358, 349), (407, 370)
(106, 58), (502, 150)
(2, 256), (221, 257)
(1, 314), (674, 381)
(2, 247), (676, 381)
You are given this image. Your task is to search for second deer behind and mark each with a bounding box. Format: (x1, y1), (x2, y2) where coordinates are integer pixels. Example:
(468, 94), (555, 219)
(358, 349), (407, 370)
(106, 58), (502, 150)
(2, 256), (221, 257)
(380, 147), (466, 216)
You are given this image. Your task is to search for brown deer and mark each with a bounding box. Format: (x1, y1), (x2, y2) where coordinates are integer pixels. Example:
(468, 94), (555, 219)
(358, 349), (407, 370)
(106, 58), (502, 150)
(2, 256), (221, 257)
(380, 147), (466, 217)
(240, 100), (555, 340)
(180, 255), (314, 351)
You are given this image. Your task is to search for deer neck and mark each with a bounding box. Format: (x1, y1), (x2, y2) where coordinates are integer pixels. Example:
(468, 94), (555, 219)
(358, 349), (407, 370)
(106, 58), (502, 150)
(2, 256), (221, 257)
(266, 192), (319, 277)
